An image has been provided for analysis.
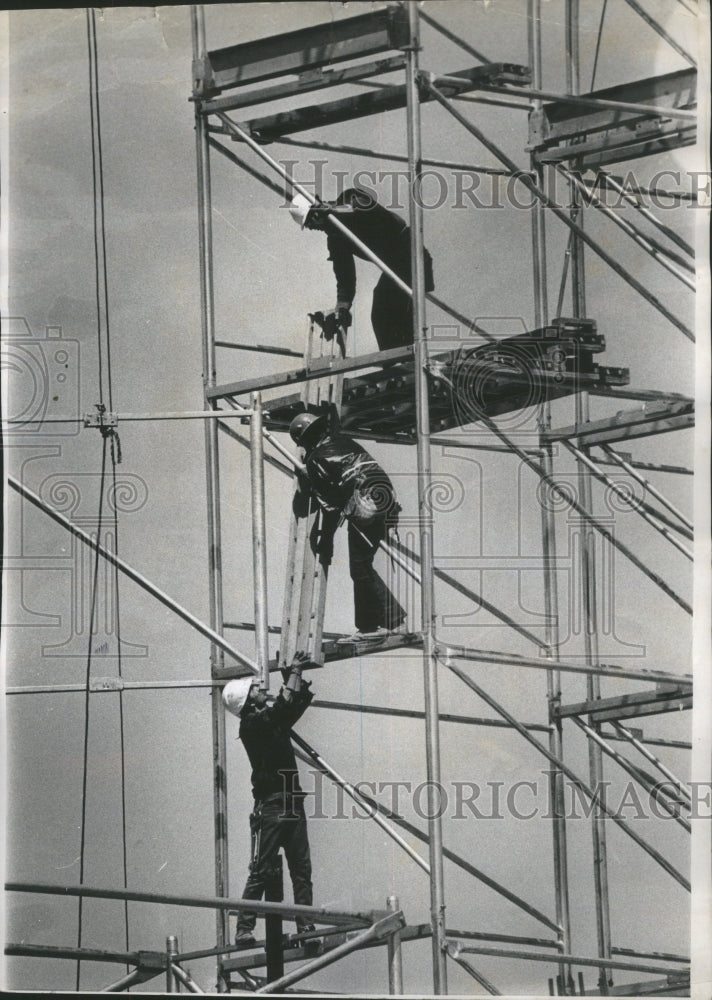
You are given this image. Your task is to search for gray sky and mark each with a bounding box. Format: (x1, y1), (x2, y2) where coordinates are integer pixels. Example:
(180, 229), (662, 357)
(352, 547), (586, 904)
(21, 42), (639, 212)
(2, 2), (707, 995)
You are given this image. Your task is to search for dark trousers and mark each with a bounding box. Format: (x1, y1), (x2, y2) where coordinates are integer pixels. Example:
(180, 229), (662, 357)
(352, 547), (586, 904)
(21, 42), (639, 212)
(371, 274), (413, 351)
(237, 797), (313, 933)
(370, 259), (434, 352)
(348, 515), (406, 633)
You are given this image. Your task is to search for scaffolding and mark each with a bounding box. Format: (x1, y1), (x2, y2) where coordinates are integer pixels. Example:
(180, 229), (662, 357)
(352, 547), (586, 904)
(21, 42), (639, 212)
(4, 1), (704, 995)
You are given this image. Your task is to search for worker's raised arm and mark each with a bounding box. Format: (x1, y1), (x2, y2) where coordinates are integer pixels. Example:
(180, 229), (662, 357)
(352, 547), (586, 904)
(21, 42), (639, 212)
(269, 652), (316, 727)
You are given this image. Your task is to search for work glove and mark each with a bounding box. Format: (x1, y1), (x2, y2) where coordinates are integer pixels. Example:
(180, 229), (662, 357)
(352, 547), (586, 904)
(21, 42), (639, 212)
(322, 306), (352, 341)
(334, 303), (352, 330)
(281, 651), (314, 691)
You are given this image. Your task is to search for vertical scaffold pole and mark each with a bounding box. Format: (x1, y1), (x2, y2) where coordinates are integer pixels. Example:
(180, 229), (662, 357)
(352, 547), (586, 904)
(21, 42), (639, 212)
(251, 391), (270, 691)
(528, 1), (572, 989)
(166, 935), (179, 993)
(404, 3), (447, 992)
(191, 5), (230, 983)
(565, 1), (612, 991)
(387, 894), (404, 994)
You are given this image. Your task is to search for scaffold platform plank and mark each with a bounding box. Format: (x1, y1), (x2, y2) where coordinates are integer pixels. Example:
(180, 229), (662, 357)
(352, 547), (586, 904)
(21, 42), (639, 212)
(249, 320), (627, 441)
(223, 921), (430, 975)
(542, 398), (694, 446)
(225, 631), (424, 680)
(582, 973), (690, 996)
(555, 686), (692, 723)
(197, 5), (409, 96)
(200, 55), (407, 115)
(236, 63), (531, 142)
(529, 67), (696, 168)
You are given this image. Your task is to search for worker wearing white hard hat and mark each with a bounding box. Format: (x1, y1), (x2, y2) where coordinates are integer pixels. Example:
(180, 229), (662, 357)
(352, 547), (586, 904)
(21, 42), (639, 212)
(288, 192), (315, 229)
(224, 651), (320, 951)
(288, 185), (434, 352)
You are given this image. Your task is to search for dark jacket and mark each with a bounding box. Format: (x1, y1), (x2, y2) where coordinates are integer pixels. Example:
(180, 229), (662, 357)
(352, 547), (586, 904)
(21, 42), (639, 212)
(239, 687), (313, 800)
(304, 431), (395, 517)
(324, 187), (435, 304)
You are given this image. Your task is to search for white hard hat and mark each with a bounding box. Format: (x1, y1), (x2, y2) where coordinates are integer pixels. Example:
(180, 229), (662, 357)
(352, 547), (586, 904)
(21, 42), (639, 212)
(222, 677), (255, 718)
(289, 193), (314, 229)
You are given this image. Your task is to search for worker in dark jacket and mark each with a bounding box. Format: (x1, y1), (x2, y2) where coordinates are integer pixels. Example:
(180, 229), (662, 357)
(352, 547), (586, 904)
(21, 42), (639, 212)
(290, 411), (406, 643)
(223, 652), (317, 948)
(289, 186), (435, 352)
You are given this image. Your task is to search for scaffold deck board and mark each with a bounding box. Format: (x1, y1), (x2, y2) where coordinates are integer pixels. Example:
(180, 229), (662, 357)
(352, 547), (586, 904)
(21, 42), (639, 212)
(199, 5), (409, 96)
(555, 686), (693, 724)
(543, 398), (694, 445)
(226, 632), (424, 679)
(254, 321), (628, 441)
(529, 67), (696, 168)
(223, 921), (430, 975)
(582, 973), (690, 996)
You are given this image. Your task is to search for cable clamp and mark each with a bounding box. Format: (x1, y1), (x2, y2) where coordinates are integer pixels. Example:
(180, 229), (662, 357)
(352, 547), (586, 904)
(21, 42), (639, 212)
(84, 403), (122, 464)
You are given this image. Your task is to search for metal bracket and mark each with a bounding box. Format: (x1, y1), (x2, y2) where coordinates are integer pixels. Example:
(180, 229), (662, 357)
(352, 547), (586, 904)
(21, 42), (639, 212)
(83, 409), (118, 429)
(137, 949), (168, 971)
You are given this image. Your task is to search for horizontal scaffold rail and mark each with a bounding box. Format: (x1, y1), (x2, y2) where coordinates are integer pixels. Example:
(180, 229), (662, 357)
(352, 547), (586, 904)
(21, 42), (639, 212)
(446, 940), (689, 980)
(437, 644), (693, 689)
(5, 881), (379, 927)
(528, 67), (697, 168)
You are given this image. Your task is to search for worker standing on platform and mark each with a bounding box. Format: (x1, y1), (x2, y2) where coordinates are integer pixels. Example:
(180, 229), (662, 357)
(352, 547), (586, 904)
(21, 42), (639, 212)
(290, 411), (406, 644)
(289, 186), (435, 352)
(223, 652), (318, 950)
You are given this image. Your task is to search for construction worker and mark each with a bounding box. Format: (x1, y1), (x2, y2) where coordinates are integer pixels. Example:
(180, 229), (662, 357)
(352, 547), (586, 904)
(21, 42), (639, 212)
(290, 411), (406, 644)
(223, 652), (317, 950)
(289, 186), (435, 352)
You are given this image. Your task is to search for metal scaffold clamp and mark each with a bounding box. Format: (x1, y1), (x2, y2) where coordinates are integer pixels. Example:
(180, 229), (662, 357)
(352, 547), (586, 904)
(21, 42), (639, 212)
(83, 402), (122, 464)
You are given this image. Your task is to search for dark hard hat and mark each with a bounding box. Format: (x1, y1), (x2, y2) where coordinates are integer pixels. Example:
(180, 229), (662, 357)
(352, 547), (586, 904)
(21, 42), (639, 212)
(289, 411), (327, 447)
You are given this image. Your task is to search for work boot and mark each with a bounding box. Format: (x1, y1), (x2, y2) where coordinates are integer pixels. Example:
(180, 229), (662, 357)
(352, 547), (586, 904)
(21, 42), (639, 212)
(336, 627), (389, 645)
(297, 923), (320, 955)
(234, 929), (256, 949)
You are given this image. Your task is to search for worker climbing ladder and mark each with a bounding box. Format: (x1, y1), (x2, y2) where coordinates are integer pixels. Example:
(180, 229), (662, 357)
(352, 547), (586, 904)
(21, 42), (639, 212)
(278, 316), (346, 668)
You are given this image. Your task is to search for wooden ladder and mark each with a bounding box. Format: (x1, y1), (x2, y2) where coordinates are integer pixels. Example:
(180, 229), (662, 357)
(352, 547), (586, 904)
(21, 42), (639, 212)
(278, 318), (345, 668)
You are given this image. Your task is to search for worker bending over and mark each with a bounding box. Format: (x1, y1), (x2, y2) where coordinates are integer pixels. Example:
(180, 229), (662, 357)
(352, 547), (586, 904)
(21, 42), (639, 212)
(223, 652), (317, 949)
(290, 411), (406, 644)
(289, 186), (435, 351)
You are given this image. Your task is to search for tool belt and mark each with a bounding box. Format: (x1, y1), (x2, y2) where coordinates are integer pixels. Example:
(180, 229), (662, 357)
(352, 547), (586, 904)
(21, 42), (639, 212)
(254, 790), (306, 808)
